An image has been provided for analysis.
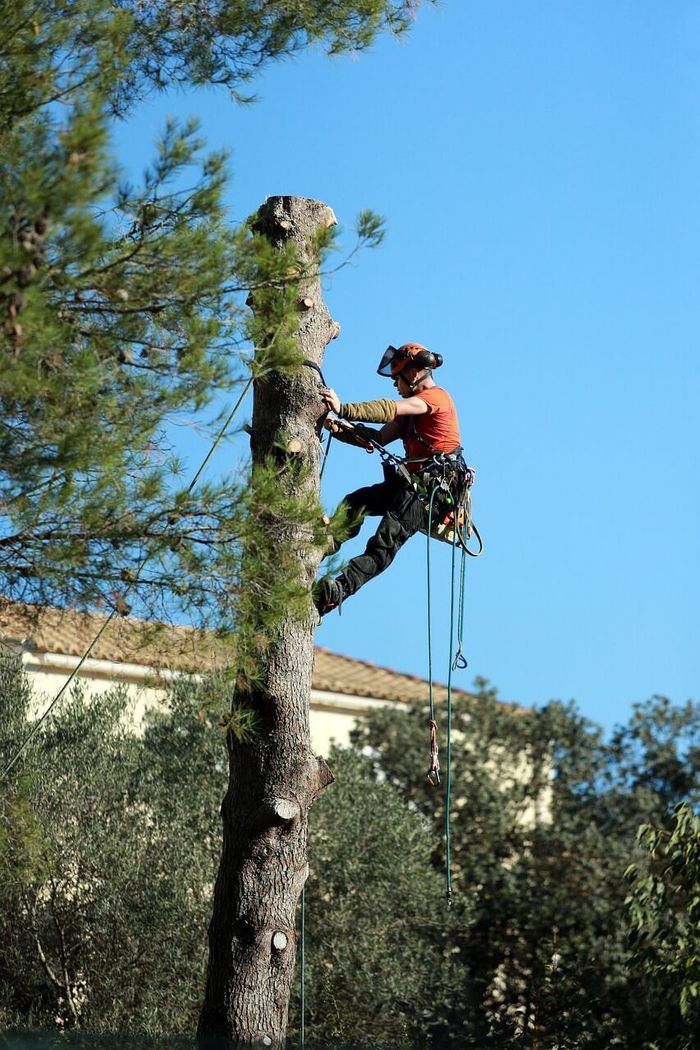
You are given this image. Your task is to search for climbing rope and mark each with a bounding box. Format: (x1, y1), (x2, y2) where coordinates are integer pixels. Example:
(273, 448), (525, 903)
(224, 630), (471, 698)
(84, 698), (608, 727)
(424, 472), (472, 904)
(319, 431), (332, 480)
(1, 376), (255, 782)
(1, 613), (122, 780)
(321, 429), (474, 901)
(452, 547), (468, 672)
(300, 884), (306, 1050)
(425, 484), (440, 788)
(443, 521), (460, 906)
(302, 359), (334, 483)
(185, 376), (254, 495)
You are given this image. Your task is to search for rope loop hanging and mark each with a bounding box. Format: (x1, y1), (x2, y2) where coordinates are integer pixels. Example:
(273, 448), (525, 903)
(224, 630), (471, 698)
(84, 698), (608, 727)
(452, 548), (469, 671)
(427, 718), (440, 787)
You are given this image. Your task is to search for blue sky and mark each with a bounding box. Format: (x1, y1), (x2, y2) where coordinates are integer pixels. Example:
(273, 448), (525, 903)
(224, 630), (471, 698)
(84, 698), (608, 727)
(113, 1), (699, 732)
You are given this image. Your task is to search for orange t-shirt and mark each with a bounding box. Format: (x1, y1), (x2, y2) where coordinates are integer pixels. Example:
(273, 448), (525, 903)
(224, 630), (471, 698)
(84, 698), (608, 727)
(402, 386), (461, 468)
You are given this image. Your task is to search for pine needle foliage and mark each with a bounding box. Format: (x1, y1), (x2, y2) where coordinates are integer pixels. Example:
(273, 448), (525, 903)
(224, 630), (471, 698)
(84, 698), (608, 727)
(114, 0), (428, 104)
(0, 0), (390, 631)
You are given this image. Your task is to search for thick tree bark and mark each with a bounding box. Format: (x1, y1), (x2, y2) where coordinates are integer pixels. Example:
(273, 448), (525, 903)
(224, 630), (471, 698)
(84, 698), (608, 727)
(198, 197), (338, 1047)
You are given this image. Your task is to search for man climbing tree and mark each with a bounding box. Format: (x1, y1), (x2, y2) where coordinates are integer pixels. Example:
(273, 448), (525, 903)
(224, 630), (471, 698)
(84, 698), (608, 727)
(314, 343), (465, 614)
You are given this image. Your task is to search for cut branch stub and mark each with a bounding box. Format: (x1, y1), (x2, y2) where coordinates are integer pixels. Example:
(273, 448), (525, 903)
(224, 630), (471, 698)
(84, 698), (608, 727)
(272, 931), (288, 952)
(285, 437), (303, 457)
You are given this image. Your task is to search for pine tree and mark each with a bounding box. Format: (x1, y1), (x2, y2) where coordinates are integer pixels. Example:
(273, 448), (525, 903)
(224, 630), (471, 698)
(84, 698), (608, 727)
(1, 7), (417, 1044)
(198, 195), (337, 1047)
(0, 0), (398, 624)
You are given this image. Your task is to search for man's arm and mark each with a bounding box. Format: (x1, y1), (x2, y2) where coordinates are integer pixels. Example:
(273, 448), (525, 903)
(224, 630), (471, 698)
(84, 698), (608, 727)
(323, 418), (377, 450)
(376, 418), (403, 446)
(394, 396), (429, 417)
(320, 386), (429, 421)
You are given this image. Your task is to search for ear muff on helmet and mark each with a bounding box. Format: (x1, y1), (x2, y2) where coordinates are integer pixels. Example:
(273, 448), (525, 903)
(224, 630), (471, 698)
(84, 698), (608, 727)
(376, 343), (443, 378)
(411, 349), (443, 371)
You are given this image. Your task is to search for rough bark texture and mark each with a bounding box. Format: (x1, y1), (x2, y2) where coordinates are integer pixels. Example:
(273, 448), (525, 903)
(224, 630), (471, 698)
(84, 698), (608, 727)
(198, 197), (338, 1047)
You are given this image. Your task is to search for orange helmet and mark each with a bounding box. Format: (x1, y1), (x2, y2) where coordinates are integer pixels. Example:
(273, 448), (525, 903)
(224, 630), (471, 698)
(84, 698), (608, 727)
(377, 343), (443, 379)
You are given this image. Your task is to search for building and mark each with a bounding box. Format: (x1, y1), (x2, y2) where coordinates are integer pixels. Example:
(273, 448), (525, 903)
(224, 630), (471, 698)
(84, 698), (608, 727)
(0, 600), (471, 753)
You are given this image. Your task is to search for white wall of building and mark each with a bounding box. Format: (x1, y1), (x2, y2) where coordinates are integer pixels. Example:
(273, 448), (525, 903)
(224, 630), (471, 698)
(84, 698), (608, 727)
(19, 652), (398, 755)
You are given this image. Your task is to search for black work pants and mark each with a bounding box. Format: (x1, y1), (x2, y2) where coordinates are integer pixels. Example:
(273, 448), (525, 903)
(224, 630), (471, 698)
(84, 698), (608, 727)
(335, 464), (427, 598)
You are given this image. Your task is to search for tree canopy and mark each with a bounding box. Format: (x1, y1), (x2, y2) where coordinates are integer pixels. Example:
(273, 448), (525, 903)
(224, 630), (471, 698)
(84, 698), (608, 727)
(114, 0), (425, 102)
(3, 657), (699, 1048)
(0, 656), (445, 1037)
(0, 0), (394, 625)
(351, 682), (700, 1048)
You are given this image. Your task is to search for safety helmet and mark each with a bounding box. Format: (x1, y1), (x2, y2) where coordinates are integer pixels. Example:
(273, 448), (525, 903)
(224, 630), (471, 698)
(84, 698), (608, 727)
(376, 343), (443, 379)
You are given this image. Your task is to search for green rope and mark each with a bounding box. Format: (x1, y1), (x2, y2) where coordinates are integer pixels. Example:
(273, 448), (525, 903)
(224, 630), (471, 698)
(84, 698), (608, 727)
(452, 547), (468, 671)
(1, 377), (255, 782)
(1, 613), (117, 779)
(444, 522), (460, 905)
(424, 480), (463, 904)
(186, 376), (254, 495)
(426, 484), (439, 726)
(300, 884), (305, 1049)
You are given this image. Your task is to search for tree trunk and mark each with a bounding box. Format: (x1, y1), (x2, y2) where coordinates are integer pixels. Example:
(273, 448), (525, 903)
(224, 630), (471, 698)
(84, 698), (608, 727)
(198, 196), (338, 1047)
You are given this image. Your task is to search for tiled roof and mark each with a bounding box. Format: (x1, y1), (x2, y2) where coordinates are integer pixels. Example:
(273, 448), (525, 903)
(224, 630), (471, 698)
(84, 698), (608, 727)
(0, 599), (230, 674)
(0, 600), (471, 705)
(312, 647), (470, 704)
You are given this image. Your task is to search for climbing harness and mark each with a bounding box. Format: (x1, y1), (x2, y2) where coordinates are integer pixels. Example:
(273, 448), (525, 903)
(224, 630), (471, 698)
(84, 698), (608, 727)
(326, 417), (484, 558)
(413, 451), (482, 556)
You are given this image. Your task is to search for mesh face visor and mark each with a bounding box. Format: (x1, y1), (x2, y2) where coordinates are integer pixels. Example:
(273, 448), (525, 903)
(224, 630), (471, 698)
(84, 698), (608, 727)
(377, 345), (401, 377)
